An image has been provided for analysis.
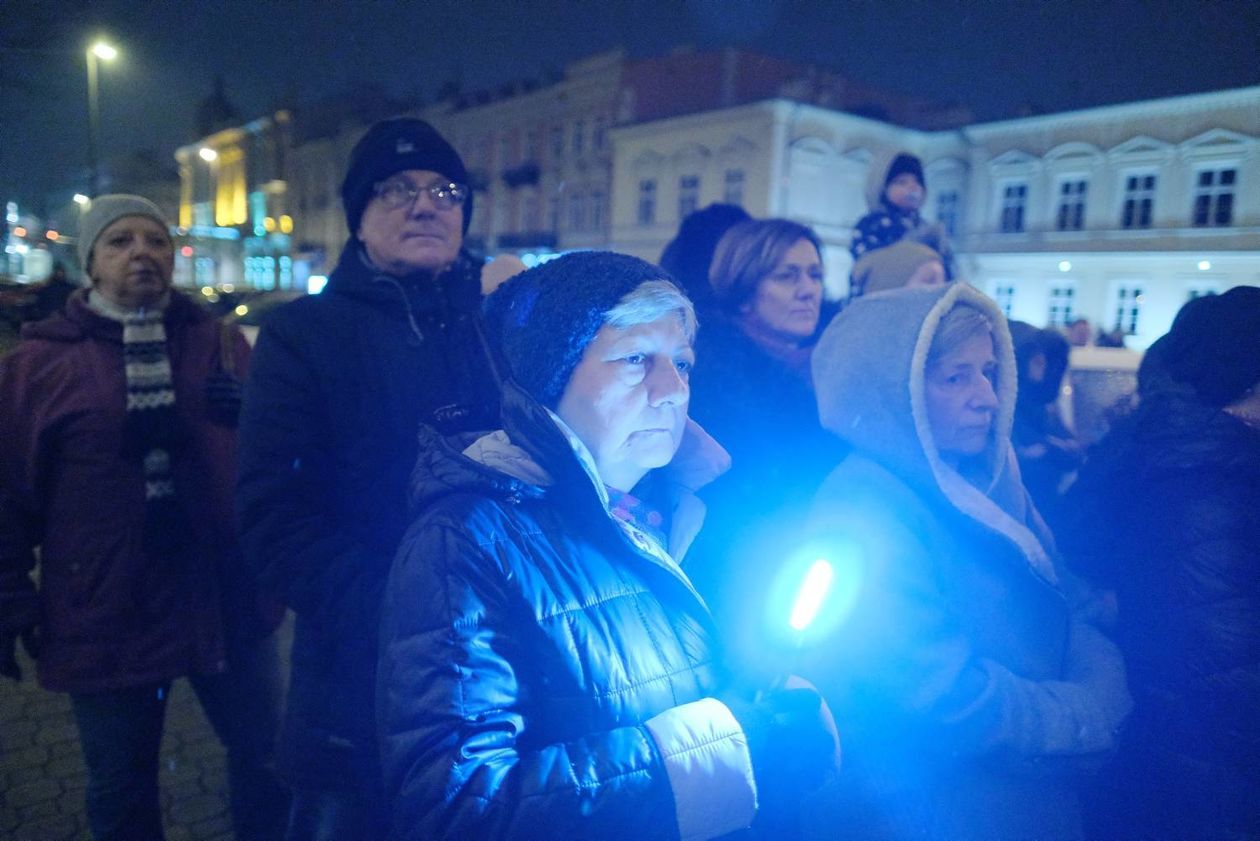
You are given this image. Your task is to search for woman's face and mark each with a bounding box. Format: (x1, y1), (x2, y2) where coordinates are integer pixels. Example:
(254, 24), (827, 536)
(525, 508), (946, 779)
(556, 313), (694, 492)
(746, 237), (824, 343)
(924, 330), (999, 465)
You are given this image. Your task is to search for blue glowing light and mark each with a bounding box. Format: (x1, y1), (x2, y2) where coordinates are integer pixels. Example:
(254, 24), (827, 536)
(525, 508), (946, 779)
(789, 559), (834, 632)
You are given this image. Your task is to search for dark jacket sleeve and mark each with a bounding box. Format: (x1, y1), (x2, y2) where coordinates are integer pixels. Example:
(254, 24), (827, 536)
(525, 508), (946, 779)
(0, 352), (41, 634)
(379, 518), (683, 841)
(236, 313), (385, 635)
(1138, 482), (1260, 756)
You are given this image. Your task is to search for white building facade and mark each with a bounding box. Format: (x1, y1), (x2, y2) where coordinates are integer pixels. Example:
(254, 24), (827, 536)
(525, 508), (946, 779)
(611, 86), (1260, 347)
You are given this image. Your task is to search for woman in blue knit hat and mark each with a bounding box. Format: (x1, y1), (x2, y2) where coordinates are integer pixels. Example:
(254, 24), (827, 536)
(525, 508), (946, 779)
(378, 250), (839, 840)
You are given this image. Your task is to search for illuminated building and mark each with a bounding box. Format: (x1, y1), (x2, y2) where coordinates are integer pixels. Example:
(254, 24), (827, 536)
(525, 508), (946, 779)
(610, 84), (1260, 348)
(175, 109), (294, 290)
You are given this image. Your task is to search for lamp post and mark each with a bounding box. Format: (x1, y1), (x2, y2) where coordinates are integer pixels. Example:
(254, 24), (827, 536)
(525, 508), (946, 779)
(85, 40), (117, 197)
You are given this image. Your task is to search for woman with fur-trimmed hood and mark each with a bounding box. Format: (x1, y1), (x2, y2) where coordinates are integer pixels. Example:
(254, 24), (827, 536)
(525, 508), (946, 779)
(799, 284), (1129, 840)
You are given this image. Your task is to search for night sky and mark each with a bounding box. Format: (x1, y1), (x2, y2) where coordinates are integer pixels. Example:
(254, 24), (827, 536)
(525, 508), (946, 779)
(3, 0), (1258, 210)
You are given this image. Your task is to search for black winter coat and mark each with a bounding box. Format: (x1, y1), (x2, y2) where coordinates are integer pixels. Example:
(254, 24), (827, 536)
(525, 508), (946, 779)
(1061, 390), (1260, 838)
(378, 383), (759, 840)
(236, 242), (499, 788)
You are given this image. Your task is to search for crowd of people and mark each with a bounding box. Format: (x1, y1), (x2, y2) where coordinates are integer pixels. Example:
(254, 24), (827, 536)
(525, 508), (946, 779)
(1, 116), (1256, 841)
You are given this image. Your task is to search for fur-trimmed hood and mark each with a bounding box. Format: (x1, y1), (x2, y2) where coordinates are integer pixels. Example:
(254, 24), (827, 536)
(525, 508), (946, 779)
(812, 283), (1056, 583)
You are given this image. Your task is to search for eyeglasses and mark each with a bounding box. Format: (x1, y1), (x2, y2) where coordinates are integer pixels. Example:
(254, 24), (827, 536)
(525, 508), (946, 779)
(372, 178), (469, 211)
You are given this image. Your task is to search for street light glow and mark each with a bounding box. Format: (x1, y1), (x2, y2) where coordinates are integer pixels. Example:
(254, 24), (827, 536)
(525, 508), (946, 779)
(199, 147), (218, 162)
(73, 194), (90, 205)
(90, 42), (118, 61)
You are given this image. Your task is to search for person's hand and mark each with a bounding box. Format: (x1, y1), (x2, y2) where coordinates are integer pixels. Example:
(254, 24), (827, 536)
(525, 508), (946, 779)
(724, 683), (840, 825)
(205, 370), (244, 425)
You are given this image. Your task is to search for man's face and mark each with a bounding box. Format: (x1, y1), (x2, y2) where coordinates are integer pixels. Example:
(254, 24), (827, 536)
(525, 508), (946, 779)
(556, 314), (694, 492)
(747, 237), (824, 344)
(89, 215), (174, 309)
(924, 330), (999, 464)
(357, 169), (464, 276)
(885, 172), (925, 212)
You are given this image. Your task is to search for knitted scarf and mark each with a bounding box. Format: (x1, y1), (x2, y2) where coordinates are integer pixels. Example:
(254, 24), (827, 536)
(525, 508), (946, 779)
(89, 290), (185, 552)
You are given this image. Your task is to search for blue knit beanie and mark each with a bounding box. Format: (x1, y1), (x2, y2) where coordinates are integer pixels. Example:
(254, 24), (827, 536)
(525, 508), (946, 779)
(483, 251), (677, 407)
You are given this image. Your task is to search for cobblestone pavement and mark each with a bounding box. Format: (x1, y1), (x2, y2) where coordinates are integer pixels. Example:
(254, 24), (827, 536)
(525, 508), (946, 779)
(1, 617), (292, 841)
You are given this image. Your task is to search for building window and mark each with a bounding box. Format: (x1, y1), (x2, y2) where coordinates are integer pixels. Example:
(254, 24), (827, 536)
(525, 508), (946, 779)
(999, 183), (1027, 233)
(1192, 167), (1236, 227)
(936, 190), (960, 236)
(989, 282), (1015, 318)
(550, 126), (564, 160)
(569, 192), (585, 231)
(678, 175), (700, 220)
(1112, 283), (1144, 335)
(724, 168), (745, 206)
(593, 117), (607, 151)
(525, 128), (540, 161)
(1048, 284), (1076, 327)
(1121, 174), (1156, 229)
(1056, 179), (1087, 231)
(1186, 282), (1221, 301)
(572, 121), (584, 156)
(637, 179), (657, 226)
(590, 189), (605, 230)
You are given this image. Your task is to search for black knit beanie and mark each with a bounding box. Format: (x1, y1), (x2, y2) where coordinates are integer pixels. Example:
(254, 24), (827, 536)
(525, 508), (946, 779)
(483, 251), (677, 407)
(885, 153), (925, 188)
(341, 117), (472, 235)
(1162, 286), (1260, 406)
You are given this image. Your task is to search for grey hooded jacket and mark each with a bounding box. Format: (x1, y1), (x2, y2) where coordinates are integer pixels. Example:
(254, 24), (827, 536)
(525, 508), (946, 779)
(801, 284), (1129, 840)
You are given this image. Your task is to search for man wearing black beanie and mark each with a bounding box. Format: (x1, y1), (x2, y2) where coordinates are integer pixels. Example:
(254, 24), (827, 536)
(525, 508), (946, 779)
(237, 117), (500, 838)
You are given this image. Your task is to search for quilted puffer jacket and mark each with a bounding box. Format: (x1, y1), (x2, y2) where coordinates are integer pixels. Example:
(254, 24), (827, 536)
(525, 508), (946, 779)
(378, 382), (758, 840)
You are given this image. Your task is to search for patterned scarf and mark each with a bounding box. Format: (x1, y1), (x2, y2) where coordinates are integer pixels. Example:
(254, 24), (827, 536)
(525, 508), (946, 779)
(89, 290), (184, 552)
(605, 486), (668, 550)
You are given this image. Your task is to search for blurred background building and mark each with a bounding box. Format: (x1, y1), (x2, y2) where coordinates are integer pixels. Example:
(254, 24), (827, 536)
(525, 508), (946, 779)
(5, 46), (1256, 347)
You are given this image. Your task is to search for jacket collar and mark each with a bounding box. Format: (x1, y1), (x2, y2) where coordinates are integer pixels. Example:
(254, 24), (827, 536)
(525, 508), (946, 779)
(325, 238), (481, 317)
(21, 288), (205, 344)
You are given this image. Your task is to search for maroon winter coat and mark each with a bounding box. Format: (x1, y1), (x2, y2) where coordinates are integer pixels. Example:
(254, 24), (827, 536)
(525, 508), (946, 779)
(0, 290), (255, 692)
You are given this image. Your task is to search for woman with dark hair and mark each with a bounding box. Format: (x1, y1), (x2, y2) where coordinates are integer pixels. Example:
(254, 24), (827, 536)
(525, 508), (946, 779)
(377, 251), (838, 840)
(801, 284), (1129, 839)
(685, 218), (846, 681)
(657, 202), (751, 312)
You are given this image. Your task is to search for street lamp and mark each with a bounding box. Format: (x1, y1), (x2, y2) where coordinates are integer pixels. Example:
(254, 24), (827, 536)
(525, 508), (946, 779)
(86, 39), (118, 197)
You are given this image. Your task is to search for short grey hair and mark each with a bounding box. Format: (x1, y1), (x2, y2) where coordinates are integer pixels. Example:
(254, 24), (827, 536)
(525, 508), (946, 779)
(928, 303), (993, 366)
(605, 279), (698, 343)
